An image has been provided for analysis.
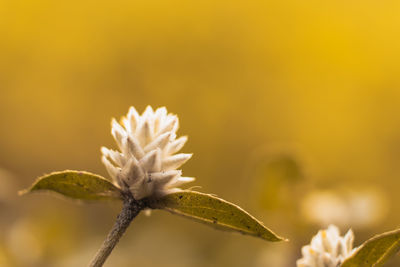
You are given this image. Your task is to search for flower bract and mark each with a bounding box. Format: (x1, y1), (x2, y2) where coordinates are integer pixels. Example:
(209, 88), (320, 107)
(101, 106), (194, 200)
(297, 225), (355, 267)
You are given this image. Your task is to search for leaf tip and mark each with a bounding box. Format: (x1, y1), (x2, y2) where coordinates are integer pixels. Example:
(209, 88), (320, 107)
(18, 189), (29, 196)
(266, 234), (288, 242)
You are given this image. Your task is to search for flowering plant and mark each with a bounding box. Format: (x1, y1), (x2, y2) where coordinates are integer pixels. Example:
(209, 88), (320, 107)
(20, 106), (400, 267)
(21, 106), (285, 267)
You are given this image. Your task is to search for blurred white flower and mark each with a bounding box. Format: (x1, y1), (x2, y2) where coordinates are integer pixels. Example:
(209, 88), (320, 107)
(300, 189), (388, 229)
(347, 189), (389, 228)
(297, 225), (355, 267)
(300, 191), (350, 227)
(101, 106), (194, 200)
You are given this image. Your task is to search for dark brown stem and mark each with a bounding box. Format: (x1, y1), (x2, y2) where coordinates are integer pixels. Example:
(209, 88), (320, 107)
(88, 194), (144, 267)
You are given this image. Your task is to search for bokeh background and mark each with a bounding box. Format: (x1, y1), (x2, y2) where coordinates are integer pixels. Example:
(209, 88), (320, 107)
(1, 0), (400, 266)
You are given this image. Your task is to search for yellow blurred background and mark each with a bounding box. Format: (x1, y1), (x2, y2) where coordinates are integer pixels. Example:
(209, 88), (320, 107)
(1, 0), (400, 266)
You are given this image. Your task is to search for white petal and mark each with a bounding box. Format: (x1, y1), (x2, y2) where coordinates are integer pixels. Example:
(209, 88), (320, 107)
(142, 105), (154, 117)
(321, 230), (333, 253)
(122, 117), (131, 134)
(127, 106), (140, 133)
(327, 225), (340, 238)
(101, 156), (121, 185)
(344, 229), (354, 254)
(162, 153), (192, 170)
(301, 245), (311, 258)
(119, 157), (145, 187)
(157, 116), (178, 136)
(144, 132), (171, 153)
(155, 107), (167, 117)
(127, 136), (145, 159)
(296, 258), (308, 267)
(166, 136), (187, 155)
(111, 118), (127, 150)
(101, 147), (126, 167)
(139, 149), (162, 172)
(136, 121), (153, 146)
(168, 176), (195, 187)
(150, 170), (181, 185)
(141, 106), (155, 129)
(311, 232), (323, 249)
(154, 107), (167, 133)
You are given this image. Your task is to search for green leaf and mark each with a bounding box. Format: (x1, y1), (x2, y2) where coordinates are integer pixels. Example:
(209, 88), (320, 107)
(148, 191), (286, 242)
(20, 170), (122, 201)
(342, 228), (400, 267)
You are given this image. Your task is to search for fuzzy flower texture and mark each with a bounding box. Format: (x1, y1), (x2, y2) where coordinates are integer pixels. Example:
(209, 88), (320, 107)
(101, 106), (194, 200)
(297, 225), (355, 267)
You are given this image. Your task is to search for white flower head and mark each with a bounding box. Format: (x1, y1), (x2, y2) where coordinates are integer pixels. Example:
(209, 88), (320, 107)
(297, 225), (355, 267)
(101, 106), (194, 200)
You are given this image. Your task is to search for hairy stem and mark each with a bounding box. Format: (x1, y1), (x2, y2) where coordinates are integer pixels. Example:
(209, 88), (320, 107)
(88, 195), (144, 267)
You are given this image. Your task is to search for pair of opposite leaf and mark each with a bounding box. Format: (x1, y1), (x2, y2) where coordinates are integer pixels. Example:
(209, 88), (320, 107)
(21, 106), (400, 266)
(21, 106), (285, 242)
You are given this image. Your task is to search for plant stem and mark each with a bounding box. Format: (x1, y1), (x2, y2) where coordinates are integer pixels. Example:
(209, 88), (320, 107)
(88, 195), (144, 267)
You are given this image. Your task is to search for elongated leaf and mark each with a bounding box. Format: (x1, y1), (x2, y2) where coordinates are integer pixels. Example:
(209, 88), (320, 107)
(20, 170), (122, 201)
(148, 191), (286, 242)
(342, 228), (400, 267)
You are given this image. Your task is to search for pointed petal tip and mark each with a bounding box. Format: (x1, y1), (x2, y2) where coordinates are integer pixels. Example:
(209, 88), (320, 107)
(162, 153), (193, 170)
(176, 153), (193, 158)
(111, 117), (118, 126)
(168, 176), (195, 187)
(111, 120), (126, 135)
(180, 177), (195, 182)
(101, 155), (108, 163)
(159, 106), (168, 112)
(180, 153), (193, 161)
(18, 189), (28, 196)
(143, 105), (154, 115)
(128, 106), (139, 114)
(166, 136), (188, 155)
